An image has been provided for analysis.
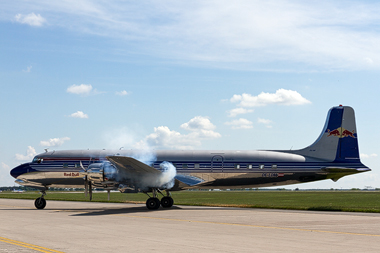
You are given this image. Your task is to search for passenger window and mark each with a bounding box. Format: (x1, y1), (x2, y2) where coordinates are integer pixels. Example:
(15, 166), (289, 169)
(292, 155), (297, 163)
(194, 163), (200, 169)
(63, 163), (68, 168)
(182, 164), (188, 169)
(235, 164), (240, 169)
(272, 164), (277, 169)
(259, 164), (265, 170)
(247, 164), (253, 169)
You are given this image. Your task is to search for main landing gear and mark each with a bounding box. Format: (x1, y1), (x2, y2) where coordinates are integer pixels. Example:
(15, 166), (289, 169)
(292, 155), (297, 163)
(34, 191), (47, 209)
(145, 189), (174, 210)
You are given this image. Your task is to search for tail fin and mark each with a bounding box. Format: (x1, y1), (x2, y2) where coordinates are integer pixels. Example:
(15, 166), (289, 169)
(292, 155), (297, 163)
(294, 106), (360, 162)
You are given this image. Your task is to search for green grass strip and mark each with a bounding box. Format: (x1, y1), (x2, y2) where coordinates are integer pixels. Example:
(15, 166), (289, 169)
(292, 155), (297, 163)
(1, 191), (379, 213)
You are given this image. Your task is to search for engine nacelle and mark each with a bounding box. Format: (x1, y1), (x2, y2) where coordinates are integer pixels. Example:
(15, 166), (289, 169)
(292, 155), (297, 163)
(82, 162), (118, 183)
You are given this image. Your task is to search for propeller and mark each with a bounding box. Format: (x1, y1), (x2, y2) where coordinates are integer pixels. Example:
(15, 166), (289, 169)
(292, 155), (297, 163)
(80, 161), (92, 200)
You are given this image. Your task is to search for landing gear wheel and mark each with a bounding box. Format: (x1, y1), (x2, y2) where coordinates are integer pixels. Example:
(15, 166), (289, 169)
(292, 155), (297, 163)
(34, 197), (46, 209)
(146, 197), (160, 210)
(161, 196), (174, 208)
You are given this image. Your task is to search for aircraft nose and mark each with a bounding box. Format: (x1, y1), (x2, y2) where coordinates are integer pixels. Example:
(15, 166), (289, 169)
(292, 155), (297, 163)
(10, 163), (30, 179)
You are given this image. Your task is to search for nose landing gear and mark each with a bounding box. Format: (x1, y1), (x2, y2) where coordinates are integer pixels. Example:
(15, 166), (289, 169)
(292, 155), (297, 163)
(34, 191), (47, 209)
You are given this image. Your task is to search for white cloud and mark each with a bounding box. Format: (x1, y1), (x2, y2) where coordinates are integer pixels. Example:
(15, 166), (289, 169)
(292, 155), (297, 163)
(67, 84), (93, 95)
(116, 90), (129, 96)
(6, 1), (380, 71)
(40, 137), (70, 147)
(143, 126), (197, 149)
(231, 89), (311, 107)
(258, 118), (273, 128)
(7, 2), (380, 71)
(360, 153), (378, 159)
(180, 116), (216, 131)
(225, 118), (253, 129)
(103, 127), (139, 149)
(69, 111), (89, 119)
(227, 108), (254, 117)
(23, 66), (32, 73)
(15, 146), (37, 161)
(141, 116), (221, 149)
(15, 13), (46, 27)
(1, 162), (10, 170)
(258, 118), (272, 124)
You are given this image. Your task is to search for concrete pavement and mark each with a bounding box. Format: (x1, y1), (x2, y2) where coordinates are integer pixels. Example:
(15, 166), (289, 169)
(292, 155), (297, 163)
(1, 198), (380, 252)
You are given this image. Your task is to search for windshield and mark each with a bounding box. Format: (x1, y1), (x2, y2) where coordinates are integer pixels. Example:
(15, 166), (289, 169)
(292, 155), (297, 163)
(32, 157), (43, 163)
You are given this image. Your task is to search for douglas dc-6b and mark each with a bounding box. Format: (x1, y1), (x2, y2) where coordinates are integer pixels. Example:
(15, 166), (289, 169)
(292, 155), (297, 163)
(10, 106), (370, 210)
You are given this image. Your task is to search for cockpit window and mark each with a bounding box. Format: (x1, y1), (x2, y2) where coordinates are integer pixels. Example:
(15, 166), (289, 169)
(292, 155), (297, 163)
(32, 157), (43, 163)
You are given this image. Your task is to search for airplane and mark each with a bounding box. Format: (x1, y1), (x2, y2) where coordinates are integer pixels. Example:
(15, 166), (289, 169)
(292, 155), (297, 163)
(10, 105), (371, 210)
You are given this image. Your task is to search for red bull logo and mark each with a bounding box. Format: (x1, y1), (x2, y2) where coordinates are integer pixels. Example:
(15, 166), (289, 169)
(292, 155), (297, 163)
(326, 127), (356, 138)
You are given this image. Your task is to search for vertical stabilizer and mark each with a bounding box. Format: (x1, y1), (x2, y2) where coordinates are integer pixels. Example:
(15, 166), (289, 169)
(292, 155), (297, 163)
(294, 106), (360, 162)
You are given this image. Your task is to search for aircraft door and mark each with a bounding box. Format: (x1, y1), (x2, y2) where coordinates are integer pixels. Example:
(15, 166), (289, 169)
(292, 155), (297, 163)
(211, 155), (224, 173)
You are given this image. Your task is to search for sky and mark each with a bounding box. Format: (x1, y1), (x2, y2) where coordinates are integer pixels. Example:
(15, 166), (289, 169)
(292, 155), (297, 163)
(1, 0), (380, 189)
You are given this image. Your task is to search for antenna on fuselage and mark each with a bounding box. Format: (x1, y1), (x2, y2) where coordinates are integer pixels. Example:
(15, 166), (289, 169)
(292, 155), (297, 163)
(44, 148), (48, 152)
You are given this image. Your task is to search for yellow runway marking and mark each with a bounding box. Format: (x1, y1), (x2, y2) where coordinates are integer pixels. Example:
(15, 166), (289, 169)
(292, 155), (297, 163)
(115, 214), (380, 238)
(0, 237), (64, 253)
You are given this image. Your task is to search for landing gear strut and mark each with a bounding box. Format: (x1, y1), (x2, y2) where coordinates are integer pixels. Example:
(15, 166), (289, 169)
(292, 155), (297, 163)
(145, 189), (174, 210)
(34, 191), (46, 209)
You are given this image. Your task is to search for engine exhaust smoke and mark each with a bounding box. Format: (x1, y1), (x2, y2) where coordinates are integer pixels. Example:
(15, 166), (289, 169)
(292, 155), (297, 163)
(139, 161), (177, 190)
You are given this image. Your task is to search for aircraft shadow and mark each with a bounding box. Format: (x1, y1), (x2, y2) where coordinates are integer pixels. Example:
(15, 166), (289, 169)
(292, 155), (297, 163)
(70, 205), (184, 216)
(69, 205), (234, 216)
(1, 205), (242, 215)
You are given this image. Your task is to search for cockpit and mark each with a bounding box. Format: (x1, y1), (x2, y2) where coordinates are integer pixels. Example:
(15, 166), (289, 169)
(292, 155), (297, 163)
(32, 157), (43, 163)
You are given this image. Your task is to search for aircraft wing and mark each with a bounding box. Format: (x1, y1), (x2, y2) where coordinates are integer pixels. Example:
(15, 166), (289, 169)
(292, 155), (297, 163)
(106, 156), (160, 175)
(107, 156), (186, 191)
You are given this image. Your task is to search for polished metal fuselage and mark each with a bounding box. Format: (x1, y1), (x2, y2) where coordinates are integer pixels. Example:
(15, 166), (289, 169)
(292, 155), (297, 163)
(11, 149), (368, 190)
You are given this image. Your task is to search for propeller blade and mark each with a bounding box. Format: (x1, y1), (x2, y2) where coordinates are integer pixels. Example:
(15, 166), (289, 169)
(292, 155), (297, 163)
(89, 181), (92, 201)
(80, 160), (85, 170)
(84, 178), (88, 197)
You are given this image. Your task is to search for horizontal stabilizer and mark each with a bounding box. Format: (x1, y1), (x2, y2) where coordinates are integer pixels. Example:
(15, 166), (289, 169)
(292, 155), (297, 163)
(322, 167), (370, 182)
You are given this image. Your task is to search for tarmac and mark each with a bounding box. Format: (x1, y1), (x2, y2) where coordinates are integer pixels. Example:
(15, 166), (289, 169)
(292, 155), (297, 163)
(1, 198), (380, 253)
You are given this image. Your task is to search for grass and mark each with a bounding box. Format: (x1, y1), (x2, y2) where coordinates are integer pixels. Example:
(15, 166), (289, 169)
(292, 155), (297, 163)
(1, 190), (380, 213)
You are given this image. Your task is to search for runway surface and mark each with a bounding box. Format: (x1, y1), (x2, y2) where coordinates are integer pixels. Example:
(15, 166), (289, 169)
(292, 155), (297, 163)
(1, 198), (380, 253)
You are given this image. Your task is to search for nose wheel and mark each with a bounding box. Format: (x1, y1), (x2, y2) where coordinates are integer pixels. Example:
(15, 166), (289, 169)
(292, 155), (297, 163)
(34, 197), (46, 209)
(34, 191), (47, 209)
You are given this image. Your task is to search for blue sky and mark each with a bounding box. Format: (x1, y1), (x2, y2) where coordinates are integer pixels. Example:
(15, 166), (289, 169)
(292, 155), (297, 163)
(1, 0), (379, 189)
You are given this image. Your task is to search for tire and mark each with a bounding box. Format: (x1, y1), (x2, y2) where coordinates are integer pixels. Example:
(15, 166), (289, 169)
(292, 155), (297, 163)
(146, 197), (160, 210)
(161, 197), (174, 208)
(34, 197), (46, 209)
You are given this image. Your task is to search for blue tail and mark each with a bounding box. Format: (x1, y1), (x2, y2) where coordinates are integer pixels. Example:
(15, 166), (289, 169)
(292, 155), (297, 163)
(294, 106), (360, 162)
